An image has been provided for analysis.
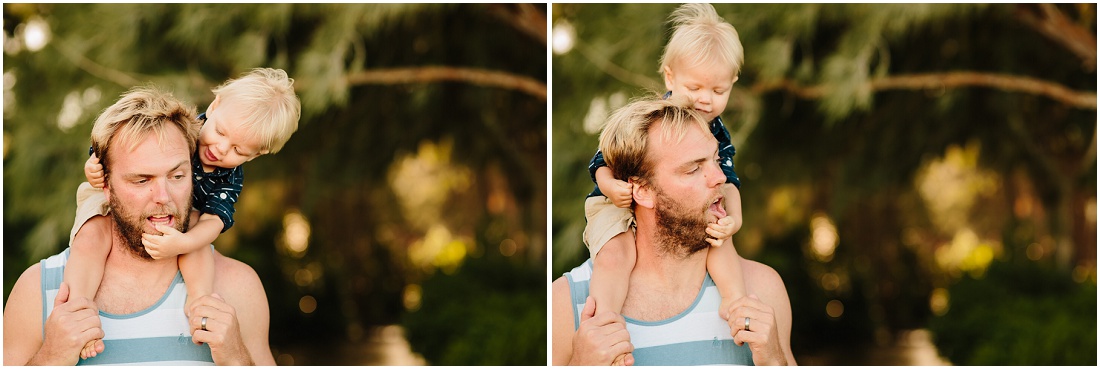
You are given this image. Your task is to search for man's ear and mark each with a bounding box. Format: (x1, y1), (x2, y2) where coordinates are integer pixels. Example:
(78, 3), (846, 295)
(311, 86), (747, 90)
(102, 177), (111, 203)
(631, 178), (655, 209)
(662, 65), (675, 92)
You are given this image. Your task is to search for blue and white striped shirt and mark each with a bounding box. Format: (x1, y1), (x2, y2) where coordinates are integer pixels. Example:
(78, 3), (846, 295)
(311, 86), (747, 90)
(40, 248), (215, 366)
(564, 259), (754, 366)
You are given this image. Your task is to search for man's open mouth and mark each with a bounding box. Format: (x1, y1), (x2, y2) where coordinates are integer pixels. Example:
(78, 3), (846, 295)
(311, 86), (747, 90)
(148, 215), (175, 229)
(709, 196), (727, 219)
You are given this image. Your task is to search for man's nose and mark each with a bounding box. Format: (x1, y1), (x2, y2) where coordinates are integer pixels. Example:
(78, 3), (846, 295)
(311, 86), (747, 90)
(151, 179), (172, 204)
(707, 160), (724, 187)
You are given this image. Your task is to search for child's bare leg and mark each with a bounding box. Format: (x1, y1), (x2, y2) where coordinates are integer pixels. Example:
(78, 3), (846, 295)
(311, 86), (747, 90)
(178, 245), (215, 317)
(707, 238), (747, 320)
(589, 230), (636, 365)
(64, 215), (112, 359)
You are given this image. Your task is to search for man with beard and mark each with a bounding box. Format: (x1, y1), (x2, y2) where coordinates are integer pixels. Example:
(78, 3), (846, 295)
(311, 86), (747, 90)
(3, 87), (274, 365)
(552, 97), (796, 365)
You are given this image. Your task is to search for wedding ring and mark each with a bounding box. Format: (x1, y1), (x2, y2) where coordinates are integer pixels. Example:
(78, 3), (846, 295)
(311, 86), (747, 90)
(744, 317), (751, 332)
(201, 316), (208, 331)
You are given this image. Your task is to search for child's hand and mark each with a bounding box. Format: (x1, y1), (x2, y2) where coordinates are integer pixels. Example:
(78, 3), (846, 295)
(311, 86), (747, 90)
(84, 154), (105, 189)
(141, 224), (199, 260)
(706, 216), (736, 247)
(605, 179), (634, 208)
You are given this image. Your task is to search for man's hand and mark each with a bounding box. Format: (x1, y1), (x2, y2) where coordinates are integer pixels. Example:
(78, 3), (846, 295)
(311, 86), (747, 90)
(725, 294), (786, 366)
(32, 282), (104, 366)
(142, 224), (201, 260)
(569, 297), (634, 366)
(190, 294), (253, 365)
(705, 216), (736, 247)
(84, 154), (105, 189)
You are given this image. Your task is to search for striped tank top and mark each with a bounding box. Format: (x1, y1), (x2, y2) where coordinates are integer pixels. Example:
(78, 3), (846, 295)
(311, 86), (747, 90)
(564, 259), (754, 365)
(40, 248), (215, 365)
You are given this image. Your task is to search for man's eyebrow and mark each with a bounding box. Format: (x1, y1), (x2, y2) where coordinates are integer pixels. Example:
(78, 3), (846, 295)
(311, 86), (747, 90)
(169, 160), (188, 173)
(679, 147), (719, 169)
(118, 159), (190, 179)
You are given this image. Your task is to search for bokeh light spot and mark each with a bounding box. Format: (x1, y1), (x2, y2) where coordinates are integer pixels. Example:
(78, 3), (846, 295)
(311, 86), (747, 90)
(299, 295), (317, 314)
(826, 299), (844, 319)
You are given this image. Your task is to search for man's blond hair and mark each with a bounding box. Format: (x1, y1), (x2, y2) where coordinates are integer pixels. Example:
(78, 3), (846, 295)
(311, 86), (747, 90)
(211, 68), (301, 154)
(598, 95), (710, 189)
(90, 87), (201, 178)
(658, 3), (744, 77)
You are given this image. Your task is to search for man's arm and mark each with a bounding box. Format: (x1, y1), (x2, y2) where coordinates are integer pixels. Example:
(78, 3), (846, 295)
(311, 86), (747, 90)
(739, 260), (797, 365)
(552, 276), (634, 366)
(4, 266), (105, 366)
(4, 265), (45, 365)
(551, 277), (576, 365)
(208, 251), (275, 365)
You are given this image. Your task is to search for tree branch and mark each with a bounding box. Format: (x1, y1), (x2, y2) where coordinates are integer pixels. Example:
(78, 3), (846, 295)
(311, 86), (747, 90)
(755, 71), (1097, 109)
(51, 39), (150, 87)
(574, 40), (662, 91)
(485, 4), (546, 45)
(345, 66), (546, 100)
(1015, 4), (1097, 70)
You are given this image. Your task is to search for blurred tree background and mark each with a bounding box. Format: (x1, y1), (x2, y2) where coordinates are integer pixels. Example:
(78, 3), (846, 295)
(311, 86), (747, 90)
(552, 4), (1095, 365)
(3, 3), (545, 365)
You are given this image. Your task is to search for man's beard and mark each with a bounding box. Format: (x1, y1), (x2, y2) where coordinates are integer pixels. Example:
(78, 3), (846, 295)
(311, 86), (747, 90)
(653, 186), (711, 259)
(109, 188), (191, 260)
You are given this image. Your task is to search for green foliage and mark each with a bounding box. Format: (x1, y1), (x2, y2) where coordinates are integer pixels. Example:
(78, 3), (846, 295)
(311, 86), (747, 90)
(402, 252), (546, 365)
(554, 4), (1095, 364)
(929, 260), (1097, 365)
(5, 4), (545, 364)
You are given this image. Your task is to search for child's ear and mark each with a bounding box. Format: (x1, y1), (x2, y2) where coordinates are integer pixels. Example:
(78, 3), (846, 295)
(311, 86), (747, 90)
(631, 178), (655, 209)
(248, 150), (270, 162)
(208, 94), (222, 112)
(731, 75), (739, 85)
(662, 65), (675, 92)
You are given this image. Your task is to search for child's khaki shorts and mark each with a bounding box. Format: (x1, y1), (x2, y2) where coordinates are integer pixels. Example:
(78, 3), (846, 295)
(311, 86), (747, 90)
(582, 196), (635, 257)
(69, 182), (110, 246)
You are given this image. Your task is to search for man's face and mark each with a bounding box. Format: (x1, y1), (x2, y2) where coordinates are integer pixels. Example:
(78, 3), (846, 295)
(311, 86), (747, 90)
(104, 129), (193, 259)
(643, 121), (726, 257)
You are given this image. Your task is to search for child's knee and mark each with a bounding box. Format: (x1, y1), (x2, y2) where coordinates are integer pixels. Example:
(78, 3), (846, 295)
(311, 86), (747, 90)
(73, 216), (112, 252)
(595, 233), (637, 267)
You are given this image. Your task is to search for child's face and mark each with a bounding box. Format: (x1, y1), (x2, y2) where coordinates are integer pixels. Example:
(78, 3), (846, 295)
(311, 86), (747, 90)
(198, 102), (265, 169)
(663, 60), (737, 123)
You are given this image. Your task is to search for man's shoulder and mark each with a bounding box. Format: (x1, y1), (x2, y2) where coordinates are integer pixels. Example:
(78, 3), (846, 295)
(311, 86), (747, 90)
(211, 251), (261, 292)
(212, 251), (258, 281)
(7, 262), (43, 300)
(741, 258), (791, 308)
(210, 250), (268, 309)
(742, 258), (784, 289)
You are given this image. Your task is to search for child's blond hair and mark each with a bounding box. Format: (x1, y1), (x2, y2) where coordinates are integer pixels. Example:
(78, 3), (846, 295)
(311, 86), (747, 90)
(658, 3), (744, 77)
(211, 68), (301, 154)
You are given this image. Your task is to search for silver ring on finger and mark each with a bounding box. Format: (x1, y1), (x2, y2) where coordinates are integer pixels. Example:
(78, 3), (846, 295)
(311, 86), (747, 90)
(744, 317), (751, 332)
(201, 316), (209, 331)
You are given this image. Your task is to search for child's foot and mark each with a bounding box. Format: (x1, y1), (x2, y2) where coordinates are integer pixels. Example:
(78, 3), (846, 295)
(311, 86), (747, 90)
(79, 339), (103, 359)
